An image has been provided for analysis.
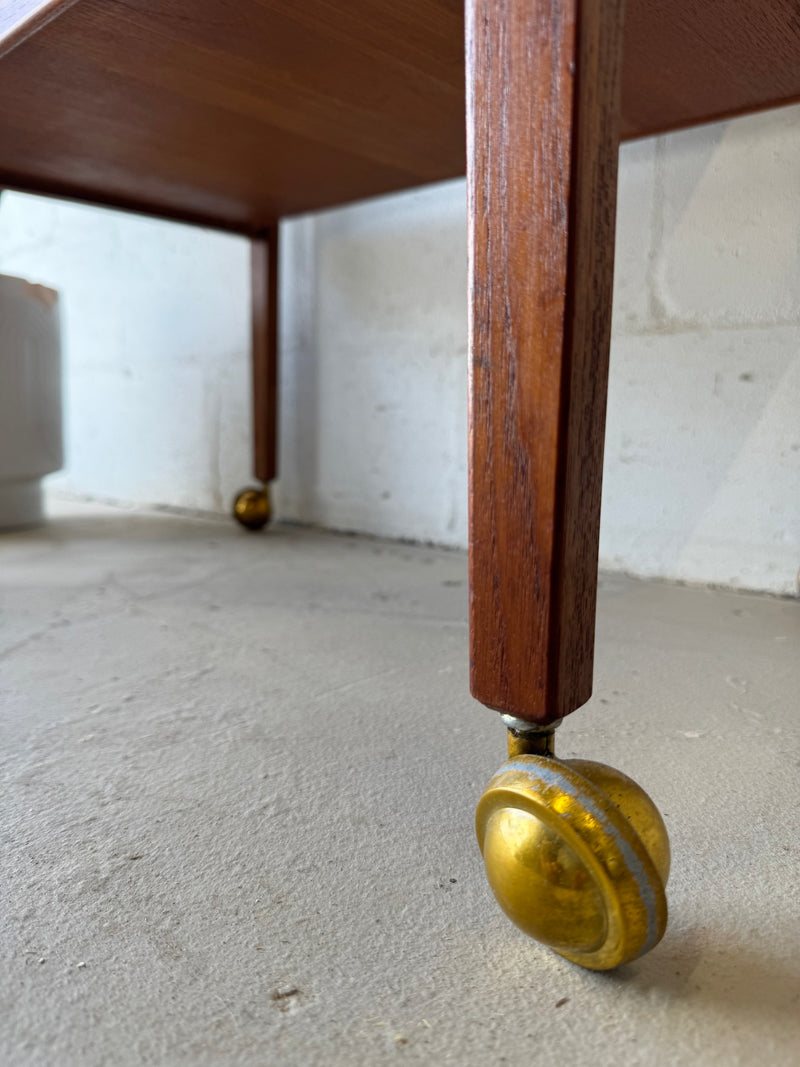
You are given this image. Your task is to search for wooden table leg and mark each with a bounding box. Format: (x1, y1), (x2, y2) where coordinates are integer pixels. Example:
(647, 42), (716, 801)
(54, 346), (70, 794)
(233, 223), (279, 530)
(251, 224), (279, 485)
(466, 0), (625, 725)
(468, 6), (670, 969)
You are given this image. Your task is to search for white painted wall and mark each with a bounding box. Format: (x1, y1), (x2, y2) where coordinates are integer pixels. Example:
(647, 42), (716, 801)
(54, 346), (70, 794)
(1, 105), (798, 595)
(607, 108), (800, 595)
(0, 197), (251, 514)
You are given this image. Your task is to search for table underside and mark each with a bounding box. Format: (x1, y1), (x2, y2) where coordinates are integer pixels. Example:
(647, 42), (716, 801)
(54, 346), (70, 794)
(1, 0), (799, 232)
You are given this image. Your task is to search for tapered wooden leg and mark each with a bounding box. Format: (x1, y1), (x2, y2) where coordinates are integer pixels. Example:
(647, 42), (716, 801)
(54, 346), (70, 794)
(251, 224), (279, 484)
(466, 0), (625, 724)
(233, 224), (279, 530)
(468, 6), (670, 968)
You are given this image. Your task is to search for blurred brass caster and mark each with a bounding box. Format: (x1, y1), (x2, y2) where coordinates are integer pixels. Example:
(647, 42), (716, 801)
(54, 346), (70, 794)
(476, 719), (670, 970)
(233, 485), (272, 531)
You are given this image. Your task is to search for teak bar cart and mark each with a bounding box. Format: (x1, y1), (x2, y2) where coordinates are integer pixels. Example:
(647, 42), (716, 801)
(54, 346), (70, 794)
(2, 0), (798, 969)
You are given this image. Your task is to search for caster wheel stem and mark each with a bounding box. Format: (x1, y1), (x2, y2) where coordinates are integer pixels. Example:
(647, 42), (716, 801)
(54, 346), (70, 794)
(501, 714), (560, 758)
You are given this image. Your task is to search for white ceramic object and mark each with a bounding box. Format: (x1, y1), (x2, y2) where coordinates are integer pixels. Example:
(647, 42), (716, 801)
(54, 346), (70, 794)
(0, 274), (63, 527)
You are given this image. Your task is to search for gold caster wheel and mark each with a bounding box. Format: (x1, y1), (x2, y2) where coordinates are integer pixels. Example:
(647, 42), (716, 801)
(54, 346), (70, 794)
(476, 717), (670, 971)
(233, 485), (272, 531)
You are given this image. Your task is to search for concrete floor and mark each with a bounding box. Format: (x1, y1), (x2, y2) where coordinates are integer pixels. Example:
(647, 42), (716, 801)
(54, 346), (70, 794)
(2, 500), (799, 1066)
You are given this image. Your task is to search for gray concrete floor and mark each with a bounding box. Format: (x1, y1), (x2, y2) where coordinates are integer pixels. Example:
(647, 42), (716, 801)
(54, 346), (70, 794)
(2, 500), (799, 1067)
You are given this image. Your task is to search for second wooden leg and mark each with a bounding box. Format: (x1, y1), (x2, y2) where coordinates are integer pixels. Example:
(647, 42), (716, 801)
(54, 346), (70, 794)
(251, 224), (279, 485)
(233, 223), (279, 530)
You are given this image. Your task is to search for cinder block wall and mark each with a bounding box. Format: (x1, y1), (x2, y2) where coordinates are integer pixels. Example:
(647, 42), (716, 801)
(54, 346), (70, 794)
(0, 196), (251, 515)
(605, 109), (800, 594)
(1, 106), (798, 595)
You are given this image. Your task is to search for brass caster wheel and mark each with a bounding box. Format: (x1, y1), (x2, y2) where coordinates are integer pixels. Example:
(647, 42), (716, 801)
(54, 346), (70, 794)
(232, 485), (272, 531)
(476, 716), (670, 971)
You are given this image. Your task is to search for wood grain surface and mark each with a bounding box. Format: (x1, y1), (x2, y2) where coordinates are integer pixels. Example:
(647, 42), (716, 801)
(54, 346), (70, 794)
(0, 0), (78, 58)
(467, 0), (624, 724)
(0, 0), (465, 232)
(0, 0), (798, 232)
(251, 227), (279, 484)
(620, 0), (800, 139)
